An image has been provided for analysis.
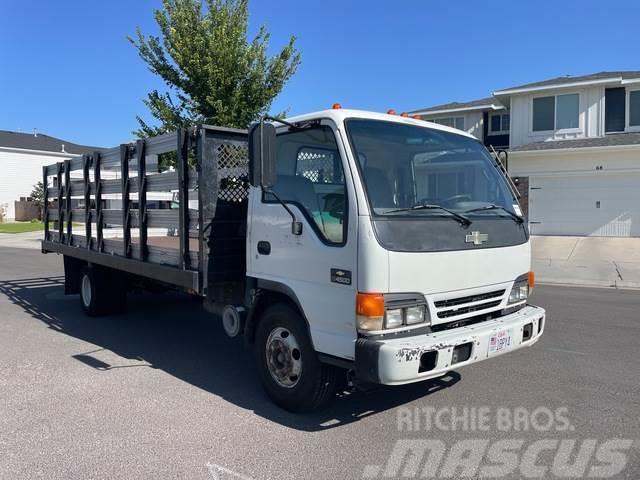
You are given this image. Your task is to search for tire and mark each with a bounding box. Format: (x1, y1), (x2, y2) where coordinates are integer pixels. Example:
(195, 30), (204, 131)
(79, 266), (127, 316)
(254, 303), (340, 413)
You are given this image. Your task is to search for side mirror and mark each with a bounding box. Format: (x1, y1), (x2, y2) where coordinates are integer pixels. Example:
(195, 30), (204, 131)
(248, 121), (276, 188)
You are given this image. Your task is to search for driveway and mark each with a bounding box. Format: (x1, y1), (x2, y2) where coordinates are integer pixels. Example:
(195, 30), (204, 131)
(0, 230), (43, 250)
(532, 236), (640, 289)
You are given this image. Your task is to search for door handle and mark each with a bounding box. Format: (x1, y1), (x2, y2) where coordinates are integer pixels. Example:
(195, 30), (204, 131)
(257, 241), (271, 255)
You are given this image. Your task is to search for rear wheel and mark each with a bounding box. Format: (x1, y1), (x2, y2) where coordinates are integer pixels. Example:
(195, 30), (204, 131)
(79, 266), (127, 316)
(254, 303), (340, 412)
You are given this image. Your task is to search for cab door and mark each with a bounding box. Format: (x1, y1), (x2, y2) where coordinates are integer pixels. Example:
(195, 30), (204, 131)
(247, 121), (358, 360)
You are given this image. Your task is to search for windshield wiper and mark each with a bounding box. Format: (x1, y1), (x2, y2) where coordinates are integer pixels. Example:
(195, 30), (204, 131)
(386, 204), (472, 226)
(462, 204), (524, 224)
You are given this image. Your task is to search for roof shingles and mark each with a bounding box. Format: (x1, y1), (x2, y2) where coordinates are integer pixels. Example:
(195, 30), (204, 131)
(409, 96), (503, 114)
(495, 71), (640, 93)
(0, 130), (99, 155)
(511, 132), (640, 152)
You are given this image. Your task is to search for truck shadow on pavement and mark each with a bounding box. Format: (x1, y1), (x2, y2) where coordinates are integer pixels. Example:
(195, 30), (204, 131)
(0, 276), (461, 432)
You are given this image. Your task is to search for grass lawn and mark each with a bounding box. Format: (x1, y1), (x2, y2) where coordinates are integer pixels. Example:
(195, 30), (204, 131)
(0, 221), (44, 234)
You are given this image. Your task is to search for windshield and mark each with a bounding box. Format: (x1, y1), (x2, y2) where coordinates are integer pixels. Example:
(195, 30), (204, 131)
(345, 119), (517, 219)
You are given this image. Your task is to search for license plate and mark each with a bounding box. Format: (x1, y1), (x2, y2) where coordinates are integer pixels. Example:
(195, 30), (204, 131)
(488, 329), (513, 356)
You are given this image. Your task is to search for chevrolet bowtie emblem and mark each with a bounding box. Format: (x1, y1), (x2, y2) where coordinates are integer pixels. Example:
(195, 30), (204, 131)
(465, 231), (489, 245)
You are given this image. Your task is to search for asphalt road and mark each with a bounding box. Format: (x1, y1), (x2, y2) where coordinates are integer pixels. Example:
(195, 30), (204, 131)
(0, 246), (638, 479)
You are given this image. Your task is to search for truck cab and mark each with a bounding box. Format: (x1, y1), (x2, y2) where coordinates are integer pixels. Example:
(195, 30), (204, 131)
(246, 108), (544, 410)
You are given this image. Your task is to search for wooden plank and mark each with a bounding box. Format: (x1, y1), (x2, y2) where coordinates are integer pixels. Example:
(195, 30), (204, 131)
(100, 146), (121, 169)
(146, 169), (197, 191)
(78, 208), (197, 228)
(69, 170), (196, 197)
(45, 162), (61, 176)
(50, 233), (200, 270)
(68, 155), (85, 171)
(145, 131), (177, 156)
(69, 180), (88, 197)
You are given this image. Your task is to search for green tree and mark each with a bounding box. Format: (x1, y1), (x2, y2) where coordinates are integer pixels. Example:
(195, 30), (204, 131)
(129, 0), (301, 138)
(30, 181), (45, 219)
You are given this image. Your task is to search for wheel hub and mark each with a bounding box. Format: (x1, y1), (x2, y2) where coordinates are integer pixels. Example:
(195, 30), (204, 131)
(265, 327), (302, 388)
(81, 274), (92, 307)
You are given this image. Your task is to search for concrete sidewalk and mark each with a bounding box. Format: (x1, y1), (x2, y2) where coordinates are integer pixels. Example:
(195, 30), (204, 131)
(531, 236), (640, 289)
(0, 231), (44, 250)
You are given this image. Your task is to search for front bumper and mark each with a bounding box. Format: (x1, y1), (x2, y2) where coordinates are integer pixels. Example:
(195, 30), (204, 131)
(355, 304), (545, 385)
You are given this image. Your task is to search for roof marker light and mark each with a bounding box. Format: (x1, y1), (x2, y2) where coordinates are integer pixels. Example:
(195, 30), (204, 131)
(400, 112), (409, 117)
(332, 103), (342, 109)
(412, 114), (421, 120)
(387, 109), (396, 115)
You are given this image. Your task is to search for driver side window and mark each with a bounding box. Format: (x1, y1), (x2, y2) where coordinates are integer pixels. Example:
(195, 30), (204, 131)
(264, 127), (347, 245)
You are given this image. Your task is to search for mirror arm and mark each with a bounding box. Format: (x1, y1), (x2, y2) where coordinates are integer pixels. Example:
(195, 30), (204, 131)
(263, 187), (303, 236)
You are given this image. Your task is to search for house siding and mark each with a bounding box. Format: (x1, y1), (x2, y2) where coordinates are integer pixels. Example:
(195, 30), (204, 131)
(509, 86), (606, 148)
(509, 147), (640, 177)
(0, 148), (79, 220)
(421, 110), (485, 141)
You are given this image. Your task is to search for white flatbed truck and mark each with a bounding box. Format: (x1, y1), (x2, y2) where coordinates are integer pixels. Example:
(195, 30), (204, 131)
(42, 108), (545, 412)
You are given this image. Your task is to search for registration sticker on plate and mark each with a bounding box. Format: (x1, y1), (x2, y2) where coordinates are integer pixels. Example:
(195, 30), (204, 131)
(488, 329), (513, 356)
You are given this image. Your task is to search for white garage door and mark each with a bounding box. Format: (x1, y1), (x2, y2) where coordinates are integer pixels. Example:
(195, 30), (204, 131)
(529, 173), (640, 237)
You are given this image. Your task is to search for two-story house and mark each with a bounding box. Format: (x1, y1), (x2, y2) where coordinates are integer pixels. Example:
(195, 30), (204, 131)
(410, 97), (511, 150)
(410, 71), (640, 238)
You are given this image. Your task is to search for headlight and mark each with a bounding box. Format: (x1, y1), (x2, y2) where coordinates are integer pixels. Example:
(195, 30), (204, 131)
(508, 272), (533, 304)
(385, 308), (404, 328)
(405, 305), (426, 325)
(357, 293), (429, 332)
(508, 284), (529, 303)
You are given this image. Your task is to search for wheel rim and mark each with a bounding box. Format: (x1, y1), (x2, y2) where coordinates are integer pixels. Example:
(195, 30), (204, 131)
(265, 326), (302, 388)
(81, 274), (92, 308)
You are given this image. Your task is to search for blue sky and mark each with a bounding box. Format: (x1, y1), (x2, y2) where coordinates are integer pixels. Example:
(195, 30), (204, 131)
(1, 0), (638, 147)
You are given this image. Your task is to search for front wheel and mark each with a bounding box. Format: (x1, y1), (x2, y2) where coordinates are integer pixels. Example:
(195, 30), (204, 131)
(254, 304), (340, 412)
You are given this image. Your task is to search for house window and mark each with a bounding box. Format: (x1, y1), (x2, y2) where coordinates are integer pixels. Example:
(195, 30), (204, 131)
(532, 93), (579, 131)
(432, 117), (465, 130)
(629, 90), (640, 127)
(605, 87), (626, 133)
(556, 94), (579, 129)
(489, 113), (510, 134)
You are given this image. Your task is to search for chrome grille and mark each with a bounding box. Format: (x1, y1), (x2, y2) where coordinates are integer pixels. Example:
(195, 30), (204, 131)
(437, 300), (502, 319)
(434, 289), (505, 308)
(433, 289), (506, 320)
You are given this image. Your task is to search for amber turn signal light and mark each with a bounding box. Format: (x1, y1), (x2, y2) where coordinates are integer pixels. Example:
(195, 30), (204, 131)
(356, 292), (385, 331)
